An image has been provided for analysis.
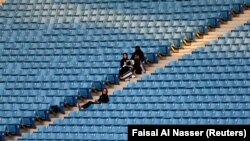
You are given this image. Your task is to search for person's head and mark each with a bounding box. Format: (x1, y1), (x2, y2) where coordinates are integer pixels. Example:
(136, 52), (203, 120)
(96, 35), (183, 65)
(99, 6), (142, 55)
(102, 88), (108, 95)
(135, 46), (141, 52)
(122, 53), (128, 60)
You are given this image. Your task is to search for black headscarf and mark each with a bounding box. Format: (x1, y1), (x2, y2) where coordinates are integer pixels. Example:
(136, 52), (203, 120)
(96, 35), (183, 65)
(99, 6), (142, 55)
(131, 46), (145, 61)
(98, 88), (109, 103)
(120, 53), (128, 68)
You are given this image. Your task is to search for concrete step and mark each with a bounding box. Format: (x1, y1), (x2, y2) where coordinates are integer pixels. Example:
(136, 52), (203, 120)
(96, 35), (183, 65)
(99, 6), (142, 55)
(153, 64), (168, 67)
(226, 20), (249, 24)
(214, 28), (234, 32)
(207, 30), (226, 34)
(227, 20), (248, 24)
(220, 24), (241, 27)
(203, 35), (220, 39)
(190, 42), (206, 47)
(152, 61), (170, 67)
(167, 54), (185, 58)
(233, 16), (250, 20)
(177, 49), (193, 53)
(183, 45), (199, 48)
(198, 38), (217, 42)
(203, 35), (221, 39)
(0, 0), (5, 5)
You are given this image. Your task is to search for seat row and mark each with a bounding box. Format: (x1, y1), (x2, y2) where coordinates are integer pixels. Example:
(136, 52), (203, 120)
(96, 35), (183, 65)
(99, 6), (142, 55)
(52, 117), (250, 126)
(108, 95), (249, 103)
(128, 80), (250, 88)
(142, 73), (249, 81)
(116, 87), (250, 96)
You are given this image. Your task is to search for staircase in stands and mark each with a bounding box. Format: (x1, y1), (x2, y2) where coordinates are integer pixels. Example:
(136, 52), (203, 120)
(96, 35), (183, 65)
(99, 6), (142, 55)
(0, 0), (5, 5)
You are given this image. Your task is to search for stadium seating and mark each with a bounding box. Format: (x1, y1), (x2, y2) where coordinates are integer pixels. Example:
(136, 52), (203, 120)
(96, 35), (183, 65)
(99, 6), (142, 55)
(0, 0), (249, 140)
(18, 20), (250, 139)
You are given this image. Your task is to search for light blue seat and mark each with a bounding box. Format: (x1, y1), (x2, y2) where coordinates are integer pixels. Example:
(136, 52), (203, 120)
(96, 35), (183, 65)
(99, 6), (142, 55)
(0, 118), (22, 135)
(1, 0), (250, 140)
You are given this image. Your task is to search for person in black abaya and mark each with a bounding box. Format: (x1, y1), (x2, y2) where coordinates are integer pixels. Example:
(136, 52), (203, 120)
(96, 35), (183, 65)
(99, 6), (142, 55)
(131, 46), (146, 73)
(80, 88), (109, 109)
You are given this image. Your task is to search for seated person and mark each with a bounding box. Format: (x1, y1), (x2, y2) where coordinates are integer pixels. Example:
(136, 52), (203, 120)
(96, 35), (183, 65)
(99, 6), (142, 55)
(133, 54), (142, 74)
(120, 52), (129, 68)
(95, 88), (109, 103)
(119, 53), (135, 80)
(131, 46), (145, 62)
(131, 46), (146, 73)
(80, 88), (109, 109)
